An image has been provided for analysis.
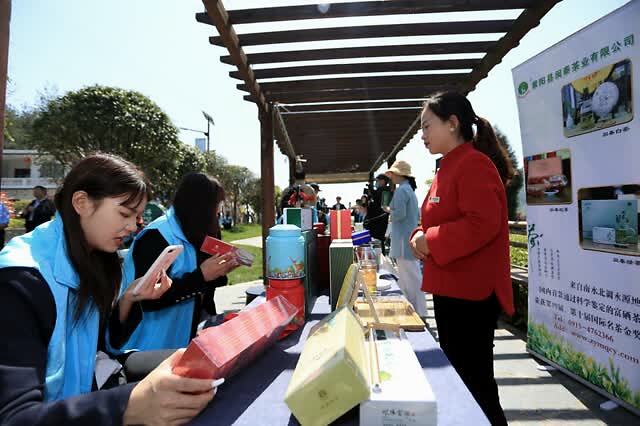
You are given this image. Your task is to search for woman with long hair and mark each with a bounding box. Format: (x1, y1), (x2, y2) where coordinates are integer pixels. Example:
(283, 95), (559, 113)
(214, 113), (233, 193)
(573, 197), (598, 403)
(0, 154), (216, 425)
(385, 160), (427, 318)
(410, 91), (515, 425)
(115, 172), (239, 353)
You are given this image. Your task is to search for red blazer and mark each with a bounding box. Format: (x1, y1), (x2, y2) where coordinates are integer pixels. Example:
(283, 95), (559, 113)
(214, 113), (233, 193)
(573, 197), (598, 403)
(417, 143), (514, 315)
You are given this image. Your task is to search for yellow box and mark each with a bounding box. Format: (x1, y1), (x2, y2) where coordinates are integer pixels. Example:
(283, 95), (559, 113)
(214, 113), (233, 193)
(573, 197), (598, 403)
(285, 307), (370, 426)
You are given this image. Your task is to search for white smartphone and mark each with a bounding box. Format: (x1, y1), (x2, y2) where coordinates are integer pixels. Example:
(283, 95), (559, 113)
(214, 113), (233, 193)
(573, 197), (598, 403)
(132, 244), (183, 295)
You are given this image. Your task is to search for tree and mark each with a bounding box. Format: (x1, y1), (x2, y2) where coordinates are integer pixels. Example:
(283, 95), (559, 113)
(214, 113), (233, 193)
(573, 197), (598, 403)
(217, 165), (254, 225)
(4, 84), (59, 149)
(174, 144), (208, 187)
(30, 85), (187, 199)
(243, 178), (281, 224)
(495, 127), (524, 221)
(4, 105), (38, 149)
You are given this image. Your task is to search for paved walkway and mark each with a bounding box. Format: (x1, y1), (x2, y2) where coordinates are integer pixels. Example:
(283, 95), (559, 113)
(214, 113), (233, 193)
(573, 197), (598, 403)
(214, 283), (638, 425)
(229, 236), (262, 248)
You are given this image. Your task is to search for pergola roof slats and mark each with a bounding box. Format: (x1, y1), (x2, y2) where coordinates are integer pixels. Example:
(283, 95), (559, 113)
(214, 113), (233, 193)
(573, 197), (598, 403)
(230, 58), (479, 80)
(198, 0), (560, 183)
(376, 0), (562, 162)
(221, 41), (495, 65)
(210, 20), (515, 47)
(197, 1), (536, 25)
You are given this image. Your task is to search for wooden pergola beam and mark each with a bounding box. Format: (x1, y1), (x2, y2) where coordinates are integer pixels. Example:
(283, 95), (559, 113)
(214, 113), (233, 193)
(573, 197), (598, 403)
(240, 73), (465, 94)
(288, 125), (411, 134)
(230, 59), (479, 81)
(281, 101), (423, 113)
(200, 0), (268, 115)
(244, 86), (456, 104)
(198, 1), (535, 25)
(221, 41), (495, 65)
(305, 172), (370, 184)
(272, 105), (296, 160)
(211, 19), (514, 47)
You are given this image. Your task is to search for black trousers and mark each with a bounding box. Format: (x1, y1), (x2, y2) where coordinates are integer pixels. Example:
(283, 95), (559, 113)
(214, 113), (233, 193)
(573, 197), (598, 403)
(433, 293), (508, 426)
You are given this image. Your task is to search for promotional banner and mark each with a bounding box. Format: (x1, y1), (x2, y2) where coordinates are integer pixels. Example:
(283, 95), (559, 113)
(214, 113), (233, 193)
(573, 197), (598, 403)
(512, 1), (639, 413)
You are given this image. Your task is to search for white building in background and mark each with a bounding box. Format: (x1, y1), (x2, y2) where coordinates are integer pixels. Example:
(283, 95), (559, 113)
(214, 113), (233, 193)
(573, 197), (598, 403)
(195, 137), (207, 153)
(1, 149), (62, 199)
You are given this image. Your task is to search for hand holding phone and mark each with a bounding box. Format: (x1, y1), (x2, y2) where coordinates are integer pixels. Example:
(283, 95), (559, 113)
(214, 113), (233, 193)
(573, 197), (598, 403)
(132, 245), (183, 296)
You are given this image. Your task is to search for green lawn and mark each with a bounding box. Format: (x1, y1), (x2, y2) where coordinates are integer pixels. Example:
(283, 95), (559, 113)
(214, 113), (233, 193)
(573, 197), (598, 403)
(509, 233), (529, 268)
(222, 224), (262, 242)
(226, 244), (263, 285)
(223, 225), (263, 284)
(8, 218), (25, 229)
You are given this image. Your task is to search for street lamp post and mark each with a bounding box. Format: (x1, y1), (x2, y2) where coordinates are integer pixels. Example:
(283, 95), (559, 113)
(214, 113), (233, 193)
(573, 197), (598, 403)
(179, 111), (215, 152)
(202, 110), (215, 152)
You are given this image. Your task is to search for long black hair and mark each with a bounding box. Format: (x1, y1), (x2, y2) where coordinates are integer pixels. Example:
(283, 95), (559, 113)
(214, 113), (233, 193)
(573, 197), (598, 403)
(54, 153), (149, 320)
(424, 91), (515, 185)
(173, 173), (225, 250)
(402, 176), (417, 191)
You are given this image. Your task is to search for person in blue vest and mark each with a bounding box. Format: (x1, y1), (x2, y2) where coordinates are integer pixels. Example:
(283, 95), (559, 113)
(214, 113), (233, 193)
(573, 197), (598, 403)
(0, 154), (218, 425)
(113, 172), (239, 352)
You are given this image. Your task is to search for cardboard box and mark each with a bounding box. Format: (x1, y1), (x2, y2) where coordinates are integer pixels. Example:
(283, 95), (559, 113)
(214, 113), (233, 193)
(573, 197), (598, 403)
(284, 207), (313, 231)
(330, 239), (354, 310)
(173, 296), (297, 380)
(285, 307), (370, 426)
(360, 330), (437, 426)
(330, 209), (352, 240)
(352, 230), (371, 246)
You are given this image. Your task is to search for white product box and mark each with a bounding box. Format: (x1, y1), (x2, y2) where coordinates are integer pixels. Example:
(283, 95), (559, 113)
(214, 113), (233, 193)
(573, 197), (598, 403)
(359, 330), (437, 426)
(592, 226), (616, 245)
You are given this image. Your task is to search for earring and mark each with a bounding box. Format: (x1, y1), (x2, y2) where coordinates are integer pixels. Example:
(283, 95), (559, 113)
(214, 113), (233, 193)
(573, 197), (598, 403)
(449, 127), (455, 132)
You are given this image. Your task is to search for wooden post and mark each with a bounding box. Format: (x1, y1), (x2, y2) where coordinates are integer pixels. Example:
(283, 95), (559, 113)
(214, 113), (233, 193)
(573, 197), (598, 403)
(260, 108), (275, 283)
(0, 0), (11, 188)
(288, 155), (295, 186)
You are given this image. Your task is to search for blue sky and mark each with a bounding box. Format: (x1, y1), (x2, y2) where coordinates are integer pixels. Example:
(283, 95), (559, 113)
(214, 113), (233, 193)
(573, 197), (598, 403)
(7, 0), (630, 204)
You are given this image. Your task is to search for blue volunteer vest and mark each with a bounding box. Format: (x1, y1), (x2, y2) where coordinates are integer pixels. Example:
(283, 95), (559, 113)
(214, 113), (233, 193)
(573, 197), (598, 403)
(116, 207), (197, 352)
(0, 217), (98, 401)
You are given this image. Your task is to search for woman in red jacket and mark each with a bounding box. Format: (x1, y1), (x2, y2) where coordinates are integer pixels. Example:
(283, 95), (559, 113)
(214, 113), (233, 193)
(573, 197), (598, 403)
(410, 92), (514, 426)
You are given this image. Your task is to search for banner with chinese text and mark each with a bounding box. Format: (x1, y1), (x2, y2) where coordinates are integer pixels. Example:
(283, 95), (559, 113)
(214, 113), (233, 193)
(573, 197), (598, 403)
(512, 1), (639, 414)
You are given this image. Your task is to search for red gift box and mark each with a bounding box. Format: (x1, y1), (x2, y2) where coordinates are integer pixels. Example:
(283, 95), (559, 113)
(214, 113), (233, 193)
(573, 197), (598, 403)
(330, 209), (351, 240)
(200, 236), (235, 256)
(200, 236), (255, 266)
(172, 296), (297, 380)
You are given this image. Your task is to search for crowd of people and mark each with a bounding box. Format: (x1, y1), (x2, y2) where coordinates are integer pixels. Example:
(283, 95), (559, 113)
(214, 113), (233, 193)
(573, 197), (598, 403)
(0, 91), (515, 425)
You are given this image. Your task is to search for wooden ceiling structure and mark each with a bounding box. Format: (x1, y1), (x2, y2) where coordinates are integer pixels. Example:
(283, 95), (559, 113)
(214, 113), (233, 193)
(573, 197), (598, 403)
(197, 0), (560, 243)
